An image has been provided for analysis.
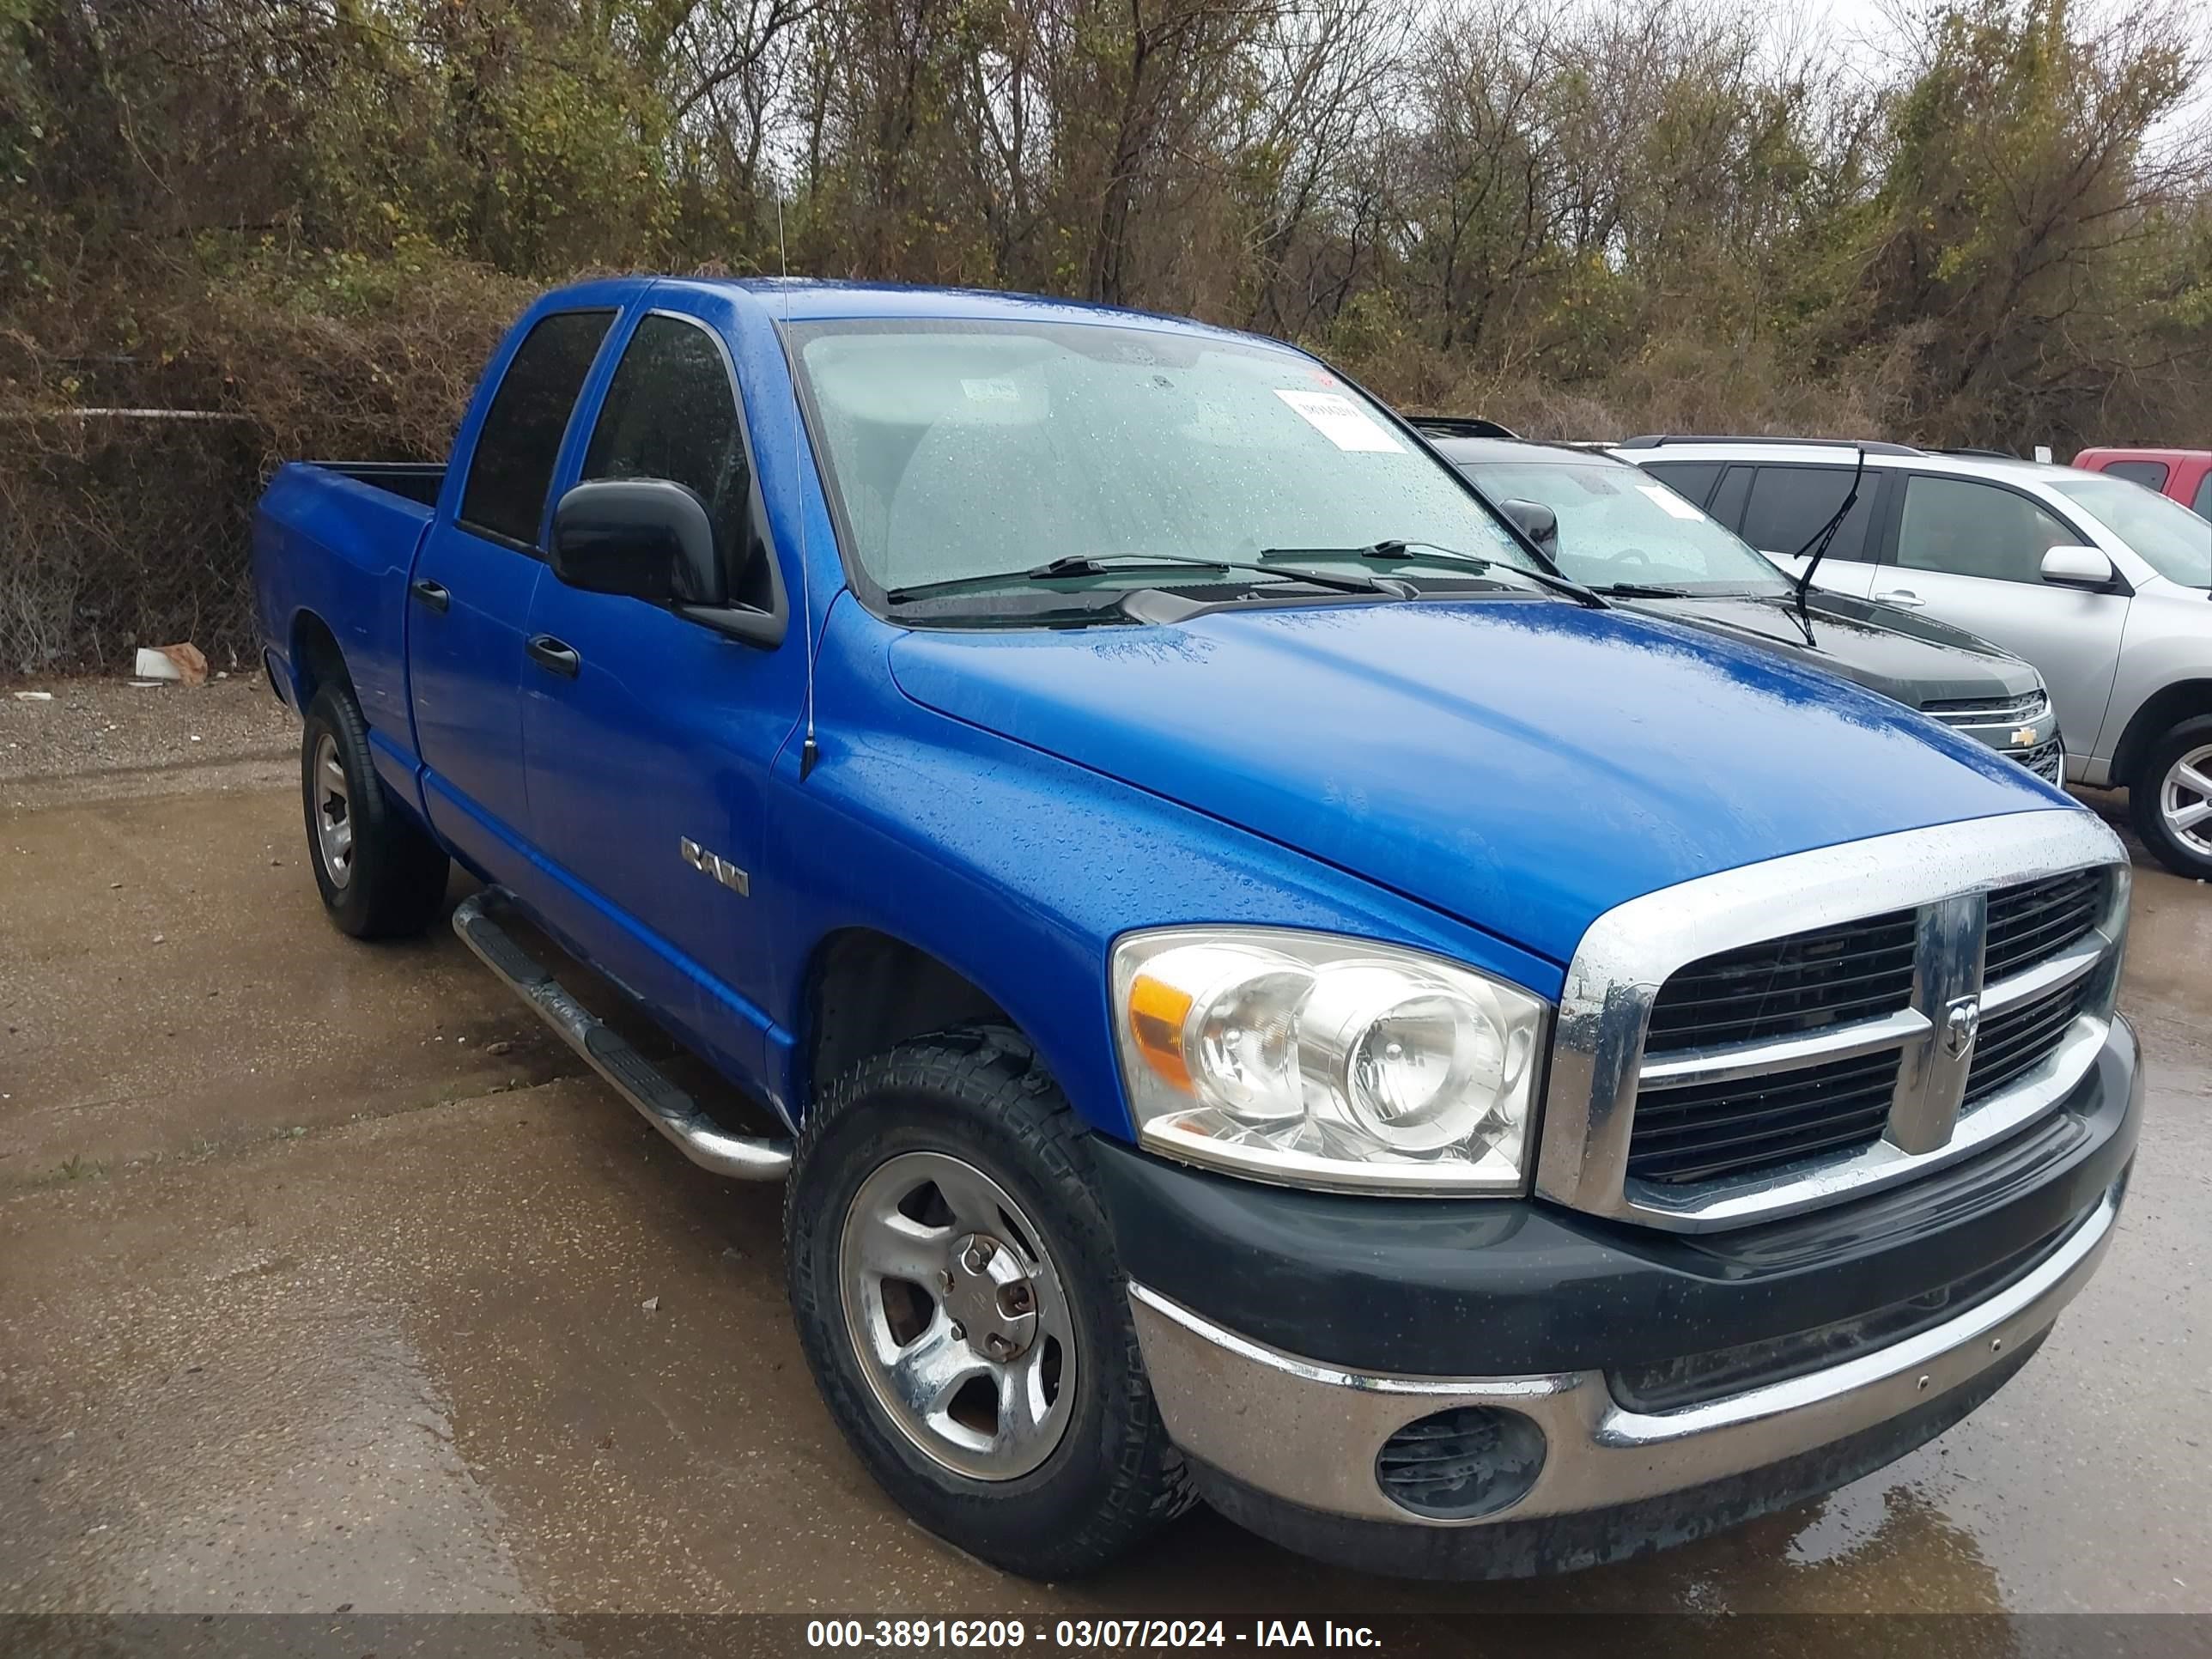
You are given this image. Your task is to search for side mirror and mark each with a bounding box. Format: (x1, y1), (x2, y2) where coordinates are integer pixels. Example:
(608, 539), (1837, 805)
(551, 480), (726, 606)
(1499, 498), (1560, 553)
(2040, 544), (2115, 590)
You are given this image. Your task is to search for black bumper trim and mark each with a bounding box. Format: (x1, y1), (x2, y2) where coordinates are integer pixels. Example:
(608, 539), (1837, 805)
(1092, 1018), (2138, 1376)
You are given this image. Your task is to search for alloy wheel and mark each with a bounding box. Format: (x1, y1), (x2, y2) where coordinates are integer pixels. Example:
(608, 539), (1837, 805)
(312, 731), (354, 886)
(839, 1150), (1077, 1480)
(2160, 742), (2212, 859)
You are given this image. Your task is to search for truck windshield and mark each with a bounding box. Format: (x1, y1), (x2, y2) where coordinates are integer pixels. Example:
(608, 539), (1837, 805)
(2047, 476), (2212, 588)
(1455, 459), (1790, 596)
(787, 319), (1536, 605)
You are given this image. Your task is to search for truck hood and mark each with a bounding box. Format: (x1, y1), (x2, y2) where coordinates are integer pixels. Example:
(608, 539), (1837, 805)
(886, 600), (2065, 965)
(1625, 592), (2043, 709)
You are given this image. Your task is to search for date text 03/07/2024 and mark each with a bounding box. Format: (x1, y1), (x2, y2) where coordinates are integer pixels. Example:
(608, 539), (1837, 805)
(804, 1620), (1382, 1649)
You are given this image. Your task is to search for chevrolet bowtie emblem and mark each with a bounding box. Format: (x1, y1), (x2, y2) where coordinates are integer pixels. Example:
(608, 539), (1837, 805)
(2012, 726), (2039, 746)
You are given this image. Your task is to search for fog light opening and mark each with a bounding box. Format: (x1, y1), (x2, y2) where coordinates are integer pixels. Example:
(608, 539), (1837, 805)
(1374, 1406), (1547, 1521)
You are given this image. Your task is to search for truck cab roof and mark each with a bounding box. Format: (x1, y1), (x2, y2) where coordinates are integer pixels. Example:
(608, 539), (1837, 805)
(568, 274), (1285, 343)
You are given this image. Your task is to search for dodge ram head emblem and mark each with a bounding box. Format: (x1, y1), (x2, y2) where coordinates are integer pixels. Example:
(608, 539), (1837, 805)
(1943, 994), (1982, 1059)
(2012, 726), (2039, 746)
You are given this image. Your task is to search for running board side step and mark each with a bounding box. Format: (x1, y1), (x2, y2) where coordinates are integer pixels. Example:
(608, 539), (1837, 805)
(452, 889), (793, 1181)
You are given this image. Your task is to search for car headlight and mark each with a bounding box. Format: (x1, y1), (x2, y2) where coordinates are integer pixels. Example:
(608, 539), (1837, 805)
(1109, 927), (1547, 1194)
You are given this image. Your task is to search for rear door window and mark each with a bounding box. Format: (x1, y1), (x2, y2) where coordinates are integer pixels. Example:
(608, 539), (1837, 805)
(1894, 475), (2078, 584)
(1707, 465), (1753, 530)
(2194, 471), (2212, 520)
(459, 309), (615, 549)
(2100, 459), (2170, 490)
(1740, 465), (1876, 562)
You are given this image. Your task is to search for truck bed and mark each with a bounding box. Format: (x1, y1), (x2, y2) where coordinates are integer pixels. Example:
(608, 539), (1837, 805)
(305, 460), (447, 509)
(252, 459), (445, 773)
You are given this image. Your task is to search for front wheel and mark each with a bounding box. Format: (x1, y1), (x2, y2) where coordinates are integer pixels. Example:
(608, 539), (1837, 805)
(785, 1029), (1194, 1578)
(2130, 714), (2212, 880)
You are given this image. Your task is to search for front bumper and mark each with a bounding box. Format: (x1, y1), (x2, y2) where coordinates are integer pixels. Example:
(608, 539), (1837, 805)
(1105, 1015), (2139, 1575)
(2007, 732), (2068, 785)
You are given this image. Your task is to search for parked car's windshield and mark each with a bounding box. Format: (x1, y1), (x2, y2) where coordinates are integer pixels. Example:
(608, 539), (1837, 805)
(2047, 475), (2212, 588)
(1455, 459), (1790, 595)
(788, 319), (1538, 606)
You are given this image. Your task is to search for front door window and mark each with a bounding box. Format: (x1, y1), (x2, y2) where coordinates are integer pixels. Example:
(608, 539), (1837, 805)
(1895, 477), (2076, 585)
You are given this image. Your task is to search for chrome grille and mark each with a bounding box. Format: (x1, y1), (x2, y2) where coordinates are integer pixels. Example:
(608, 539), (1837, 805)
(1966, 975), (2097, 1107)
(1542, 814), (2130, 1231)
(1922, 690), (2051, 727)
(1626, 1049), (1901, 1185)
(1984, 870), (2105, 980)
(1625, 866), (2115, 1189)
(1644, 909), (1917, 1048)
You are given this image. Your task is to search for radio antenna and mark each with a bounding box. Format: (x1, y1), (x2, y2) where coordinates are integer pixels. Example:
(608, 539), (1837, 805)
(779, 194), (819, 779)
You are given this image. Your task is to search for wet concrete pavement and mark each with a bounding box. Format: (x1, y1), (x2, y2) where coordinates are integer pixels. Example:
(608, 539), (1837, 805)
(3, 743), (2209, 1621)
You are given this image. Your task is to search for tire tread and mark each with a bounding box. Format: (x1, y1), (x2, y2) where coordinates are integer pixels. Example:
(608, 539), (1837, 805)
(301, 683), (450, 939)
(785, 1026), (1194, 1579)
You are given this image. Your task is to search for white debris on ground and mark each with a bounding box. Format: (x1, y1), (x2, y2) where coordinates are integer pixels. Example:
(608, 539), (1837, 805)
(132, 642), (210, 685)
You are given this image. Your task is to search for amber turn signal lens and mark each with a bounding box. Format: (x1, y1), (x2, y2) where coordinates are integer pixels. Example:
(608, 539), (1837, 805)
(1127, 973), (1195, 1090)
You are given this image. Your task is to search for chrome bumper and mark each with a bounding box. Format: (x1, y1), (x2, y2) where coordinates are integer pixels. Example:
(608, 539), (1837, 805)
(1128, 1188), (2117, 1527)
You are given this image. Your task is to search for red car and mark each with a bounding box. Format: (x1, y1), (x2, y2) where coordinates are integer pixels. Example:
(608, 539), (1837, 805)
(2072, 447), (2212, 520)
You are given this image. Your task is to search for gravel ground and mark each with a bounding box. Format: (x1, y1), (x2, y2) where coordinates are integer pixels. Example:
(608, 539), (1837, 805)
(0, 673), (295, 786)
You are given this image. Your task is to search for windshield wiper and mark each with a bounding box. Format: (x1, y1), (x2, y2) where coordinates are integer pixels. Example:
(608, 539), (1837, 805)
(1592, 581), (1693, 598)
(884, 552), (1387, 605)
(1259, 540), (1607, 608)
(1793, 447), (1866, 605)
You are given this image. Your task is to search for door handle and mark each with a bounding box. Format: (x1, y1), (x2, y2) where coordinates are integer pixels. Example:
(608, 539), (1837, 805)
(526, 635), (580, 678)
(410, 579), (451, 613)
(1876, 589), (1925, 609)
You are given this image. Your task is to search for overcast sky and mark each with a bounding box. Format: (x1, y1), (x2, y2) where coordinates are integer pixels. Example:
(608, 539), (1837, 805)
(1774, 0), (2209, 145)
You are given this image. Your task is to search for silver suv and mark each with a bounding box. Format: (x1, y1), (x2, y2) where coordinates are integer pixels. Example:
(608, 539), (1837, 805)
(1615, 437), (2212, 878)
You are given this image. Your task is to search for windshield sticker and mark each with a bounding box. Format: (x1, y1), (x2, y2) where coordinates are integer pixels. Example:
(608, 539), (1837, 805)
(1637, 483), (1705, 520)
(962, 377), (1022, 404)
(1273, 389), (1404, 453)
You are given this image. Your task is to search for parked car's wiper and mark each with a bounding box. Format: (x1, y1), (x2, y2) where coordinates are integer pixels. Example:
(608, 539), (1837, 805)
(1593, 581), (1695, 598)
(1793, 447), (1866, 604)
(884, 553), (1388, 605)
(1259, 540), (1607, 608)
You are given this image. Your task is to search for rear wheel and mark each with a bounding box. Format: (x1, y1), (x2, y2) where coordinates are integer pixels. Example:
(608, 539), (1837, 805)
(2130, 715), (2212, 880)
(301, 683), (450, 937)
(785, 1028), (1194, 1578)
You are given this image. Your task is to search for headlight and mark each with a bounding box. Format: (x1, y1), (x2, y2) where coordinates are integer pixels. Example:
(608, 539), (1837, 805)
(1109, 927), (1547, 1194)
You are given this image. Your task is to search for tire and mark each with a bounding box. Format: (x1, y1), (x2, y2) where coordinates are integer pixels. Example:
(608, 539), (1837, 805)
(2130, 714), (2212, 880)
(301, 682), (451, 938)
(785, 1027), (1195, 1578)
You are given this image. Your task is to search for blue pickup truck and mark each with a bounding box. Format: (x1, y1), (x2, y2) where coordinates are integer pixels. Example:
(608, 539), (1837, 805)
(253, 277), (2140, 1581)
